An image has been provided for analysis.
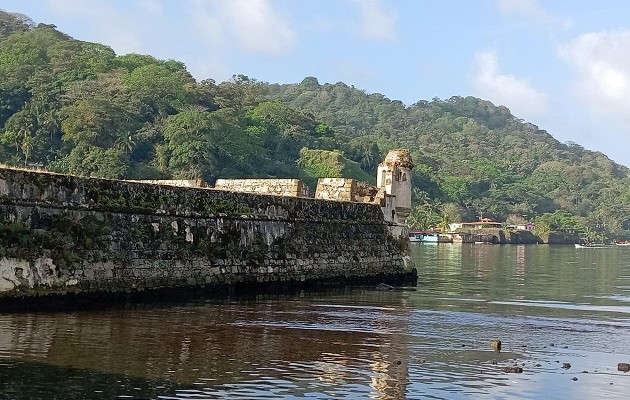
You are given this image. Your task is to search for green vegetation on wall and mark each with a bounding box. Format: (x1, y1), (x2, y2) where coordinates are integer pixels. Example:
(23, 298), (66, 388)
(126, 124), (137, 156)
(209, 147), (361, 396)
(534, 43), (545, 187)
(0, 213), (111, 267)
(297, 148), (374, 187)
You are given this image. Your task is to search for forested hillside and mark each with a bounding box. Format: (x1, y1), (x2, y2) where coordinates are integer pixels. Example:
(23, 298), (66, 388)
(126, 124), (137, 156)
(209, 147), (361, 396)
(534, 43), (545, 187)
(1, 11), (628, 240)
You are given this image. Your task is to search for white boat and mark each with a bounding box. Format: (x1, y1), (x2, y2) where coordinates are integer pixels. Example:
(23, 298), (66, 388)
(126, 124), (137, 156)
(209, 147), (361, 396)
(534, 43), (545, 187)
(409, 231), (439, 243)
(615, 241), (630, 246)
(575, 243), (605, 249)
(409, 231), (453, 243)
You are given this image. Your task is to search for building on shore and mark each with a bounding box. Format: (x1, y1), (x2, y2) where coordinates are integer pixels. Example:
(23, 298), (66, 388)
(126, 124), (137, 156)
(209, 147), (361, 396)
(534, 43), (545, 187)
(448, 218), (503, 231)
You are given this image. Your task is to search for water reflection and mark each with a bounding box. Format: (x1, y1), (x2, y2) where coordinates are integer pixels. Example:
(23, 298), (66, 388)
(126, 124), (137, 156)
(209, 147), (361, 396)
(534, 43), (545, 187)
(515, 244), (526, 283)
(0, 246), (629, 399)
(0, 296), (415, 399)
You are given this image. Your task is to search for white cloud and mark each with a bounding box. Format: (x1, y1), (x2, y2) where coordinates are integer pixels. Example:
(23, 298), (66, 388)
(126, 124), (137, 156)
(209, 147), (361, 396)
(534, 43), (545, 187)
(559, 30), (630, 127)
(495, 0), (572, 30)
(190, 0), (296, 55)
(42, 0), (145, 54)
(472, 51), (548, 118)
(137, 0), (163, 16)
(347, 0), (397, 41)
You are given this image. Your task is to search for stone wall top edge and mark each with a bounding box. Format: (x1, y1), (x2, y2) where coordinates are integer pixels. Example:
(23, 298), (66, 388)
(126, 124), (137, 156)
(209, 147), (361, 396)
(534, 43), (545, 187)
(0, 168), (384, 219)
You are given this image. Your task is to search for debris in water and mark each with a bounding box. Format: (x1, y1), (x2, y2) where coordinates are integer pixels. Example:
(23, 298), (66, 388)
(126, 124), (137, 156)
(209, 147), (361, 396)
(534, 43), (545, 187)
(491, 340), (501, 352)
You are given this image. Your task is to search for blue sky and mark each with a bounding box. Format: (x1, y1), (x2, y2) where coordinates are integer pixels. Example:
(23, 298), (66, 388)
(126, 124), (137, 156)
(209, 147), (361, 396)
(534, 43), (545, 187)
(3, 0), (630, 167)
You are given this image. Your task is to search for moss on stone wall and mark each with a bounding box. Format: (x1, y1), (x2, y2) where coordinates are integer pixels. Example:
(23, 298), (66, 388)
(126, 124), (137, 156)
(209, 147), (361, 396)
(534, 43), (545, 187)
(0, 212), (111, 268)
(0, 167), (414, 300)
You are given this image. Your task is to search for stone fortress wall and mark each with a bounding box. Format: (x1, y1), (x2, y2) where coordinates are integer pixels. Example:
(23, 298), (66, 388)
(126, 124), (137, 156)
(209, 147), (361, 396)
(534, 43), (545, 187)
(0, 160), (415, 305)
(211, 149), (414, 225)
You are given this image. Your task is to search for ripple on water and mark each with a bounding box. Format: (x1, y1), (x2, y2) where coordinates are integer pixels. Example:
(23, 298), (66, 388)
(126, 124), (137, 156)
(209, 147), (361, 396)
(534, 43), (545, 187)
(491, 299), (630, 315)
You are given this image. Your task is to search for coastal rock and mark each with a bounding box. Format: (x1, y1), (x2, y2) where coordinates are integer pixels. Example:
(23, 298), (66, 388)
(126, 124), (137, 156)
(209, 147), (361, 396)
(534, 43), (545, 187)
(491, 340), (502, 352)
(618, 363), (630, 372)
(562, 363), (571, 369)
(501, 366), (523, 373)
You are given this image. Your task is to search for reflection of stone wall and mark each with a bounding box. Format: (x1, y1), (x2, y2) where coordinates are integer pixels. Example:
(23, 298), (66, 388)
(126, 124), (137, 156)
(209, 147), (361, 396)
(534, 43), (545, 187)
(214, 178), (310, 198)
(0, 295), (412, 397)
(0, 168), (414, 302)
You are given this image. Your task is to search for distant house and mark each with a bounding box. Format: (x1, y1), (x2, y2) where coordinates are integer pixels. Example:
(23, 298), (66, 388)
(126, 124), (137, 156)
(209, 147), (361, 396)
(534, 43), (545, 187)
(512, 223), (535, 232)
(448, 218), (503, 232)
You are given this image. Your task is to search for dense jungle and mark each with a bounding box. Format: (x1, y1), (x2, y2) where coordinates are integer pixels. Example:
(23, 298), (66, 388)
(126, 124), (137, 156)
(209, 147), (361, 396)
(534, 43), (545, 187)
(1, 11), (628, 240)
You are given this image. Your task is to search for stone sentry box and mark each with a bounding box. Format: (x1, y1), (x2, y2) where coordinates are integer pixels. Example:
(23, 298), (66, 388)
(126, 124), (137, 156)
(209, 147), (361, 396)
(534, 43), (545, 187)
(0, 167), (414, 305)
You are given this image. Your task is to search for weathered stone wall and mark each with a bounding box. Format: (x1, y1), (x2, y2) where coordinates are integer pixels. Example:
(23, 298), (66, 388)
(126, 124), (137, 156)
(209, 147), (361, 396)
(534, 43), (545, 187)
(451, 229), (548, 244)
(315, 178), (382, 203)
(314, 178), (399, 223)
(214, 178), (310, 198)
(0, 168), (414, 301)
(544, 231), (580, 244)
(506, 230), (542, 244)
(315, 178), (357, 202)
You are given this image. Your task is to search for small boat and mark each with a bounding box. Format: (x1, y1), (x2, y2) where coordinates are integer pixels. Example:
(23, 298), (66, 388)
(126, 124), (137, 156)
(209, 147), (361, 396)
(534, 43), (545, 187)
(575, 243), (605, 249)
(409, 231), (438, 243)
(615, 241), (630, 246)
(409, 231), (453, 243)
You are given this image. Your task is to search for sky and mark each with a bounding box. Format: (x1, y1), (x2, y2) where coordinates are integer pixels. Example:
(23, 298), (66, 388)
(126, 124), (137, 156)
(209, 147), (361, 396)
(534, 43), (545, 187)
(2, 0), (630, 168)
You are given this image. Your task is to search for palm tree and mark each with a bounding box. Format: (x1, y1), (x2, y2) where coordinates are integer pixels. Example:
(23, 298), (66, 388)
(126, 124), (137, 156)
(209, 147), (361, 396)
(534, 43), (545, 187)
(438, 213), (452, 233)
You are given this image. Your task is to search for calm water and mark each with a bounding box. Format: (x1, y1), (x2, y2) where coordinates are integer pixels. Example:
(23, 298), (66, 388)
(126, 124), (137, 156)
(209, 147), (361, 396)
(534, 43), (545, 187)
(2, 244), (630, 399)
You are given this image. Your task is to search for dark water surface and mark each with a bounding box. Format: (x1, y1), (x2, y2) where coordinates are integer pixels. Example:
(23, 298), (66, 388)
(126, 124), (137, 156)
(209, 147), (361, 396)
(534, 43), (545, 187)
(2, 244), (630, 399)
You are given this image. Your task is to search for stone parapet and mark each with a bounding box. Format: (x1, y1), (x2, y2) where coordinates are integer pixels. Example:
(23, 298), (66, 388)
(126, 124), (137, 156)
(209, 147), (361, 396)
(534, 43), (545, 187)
(315, 178), (381, 203)
(214, 178), (310, 198)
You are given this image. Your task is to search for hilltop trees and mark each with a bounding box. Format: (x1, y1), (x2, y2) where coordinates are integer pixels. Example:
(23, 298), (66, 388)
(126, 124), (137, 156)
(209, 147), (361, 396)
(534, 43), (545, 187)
(0, 11), (628, 239)
(267, 83), (630, 238)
